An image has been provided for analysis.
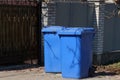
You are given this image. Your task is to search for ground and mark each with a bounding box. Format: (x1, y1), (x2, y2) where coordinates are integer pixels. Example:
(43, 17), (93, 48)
(0, 63), (120, 80)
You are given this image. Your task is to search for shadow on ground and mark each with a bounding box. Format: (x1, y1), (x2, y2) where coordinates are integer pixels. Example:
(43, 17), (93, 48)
(88, 72), (117, 79)
(0, 64), (42, 71)
(94, 71), (117, 76)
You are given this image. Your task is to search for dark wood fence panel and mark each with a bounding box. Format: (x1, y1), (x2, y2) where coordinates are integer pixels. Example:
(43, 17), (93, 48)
(0, 0), (40, 64)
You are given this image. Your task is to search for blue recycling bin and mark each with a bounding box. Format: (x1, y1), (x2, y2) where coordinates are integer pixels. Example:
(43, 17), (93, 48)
(58, 27), (95, 78)
(42, 26), (63, 72)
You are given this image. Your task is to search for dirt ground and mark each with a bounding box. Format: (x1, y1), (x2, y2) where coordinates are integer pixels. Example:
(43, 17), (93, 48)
(0, 65), (120, 80)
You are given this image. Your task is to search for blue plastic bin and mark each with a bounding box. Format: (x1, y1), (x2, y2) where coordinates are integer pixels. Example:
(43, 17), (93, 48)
(58, 27), (94, 78)
(42, 26), (64, 72)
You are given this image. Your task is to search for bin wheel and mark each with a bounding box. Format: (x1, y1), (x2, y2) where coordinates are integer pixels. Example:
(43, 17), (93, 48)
(88, 66), (96, 77)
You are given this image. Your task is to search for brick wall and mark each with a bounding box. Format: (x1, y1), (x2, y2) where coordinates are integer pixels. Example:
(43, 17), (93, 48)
(47, 2), (56, 26)
(93, 3), (105, 54)
(42, 2), (48, 26)
(93, 3), (105, 64)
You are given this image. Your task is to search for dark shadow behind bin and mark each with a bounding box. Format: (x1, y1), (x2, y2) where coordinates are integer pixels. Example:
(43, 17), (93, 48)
(58, 27), (95, 78)
(42, 26), (64, 72)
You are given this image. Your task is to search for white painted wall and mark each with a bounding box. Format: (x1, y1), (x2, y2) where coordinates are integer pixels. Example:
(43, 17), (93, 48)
(105, 0), (114, 3)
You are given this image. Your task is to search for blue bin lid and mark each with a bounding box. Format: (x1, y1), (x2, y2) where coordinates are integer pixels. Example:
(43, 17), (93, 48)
(42, 26), (64, 33)
(58, 27), (94, 35)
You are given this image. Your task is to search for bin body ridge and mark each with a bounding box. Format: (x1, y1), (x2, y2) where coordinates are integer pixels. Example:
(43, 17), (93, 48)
(60, 35), (83, 78)
(58, 27), (94, 78)
(42, 26), (63, 72)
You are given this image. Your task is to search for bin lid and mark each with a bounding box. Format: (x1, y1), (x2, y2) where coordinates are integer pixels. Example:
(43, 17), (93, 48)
(58, 27), (94, 35)
(42, 26), (64, 33)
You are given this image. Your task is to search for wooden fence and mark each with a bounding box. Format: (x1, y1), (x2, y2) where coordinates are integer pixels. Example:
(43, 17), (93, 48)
(0, 0), (41, 64)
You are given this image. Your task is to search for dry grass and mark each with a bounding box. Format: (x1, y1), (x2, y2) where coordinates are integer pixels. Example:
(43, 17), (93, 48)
(96, 62), (120, 75)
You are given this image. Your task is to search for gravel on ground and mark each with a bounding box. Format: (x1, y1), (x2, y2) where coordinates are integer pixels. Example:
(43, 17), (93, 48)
(0, 65), (119, 80)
